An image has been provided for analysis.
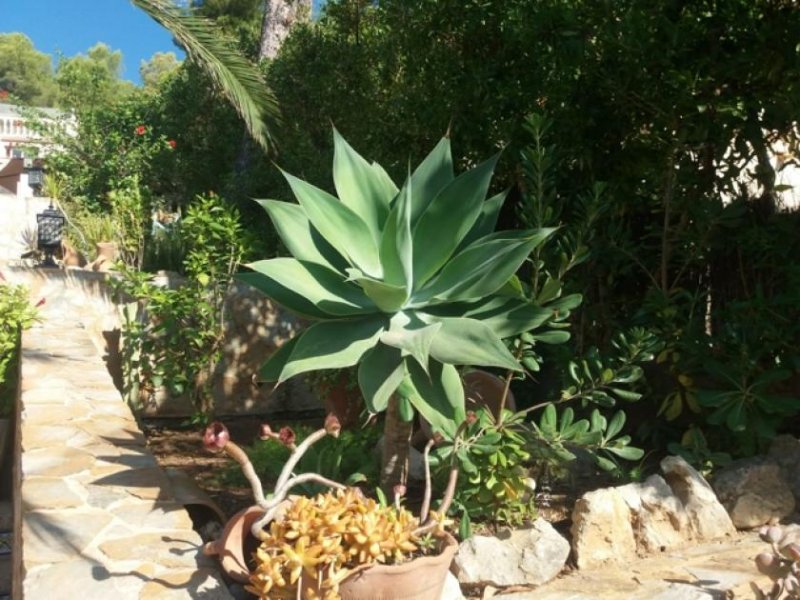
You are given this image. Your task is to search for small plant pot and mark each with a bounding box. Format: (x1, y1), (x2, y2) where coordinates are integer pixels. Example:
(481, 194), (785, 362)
(203, 505), (264, 583)
(318, 532), (458, 600)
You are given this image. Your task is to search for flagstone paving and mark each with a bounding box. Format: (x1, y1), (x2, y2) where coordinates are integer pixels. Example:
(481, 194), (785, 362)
(13, 311), (232, 599)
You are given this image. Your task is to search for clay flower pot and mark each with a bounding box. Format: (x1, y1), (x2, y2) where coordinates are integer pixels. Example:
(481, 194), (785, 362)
(315, 532), (458, 600)
(206, 505), (457, 599)
(203, 505), (264, 583)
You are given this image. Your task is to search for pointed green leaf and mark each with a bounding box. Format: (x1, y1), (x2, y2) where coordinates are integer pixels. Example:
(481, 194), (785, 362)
(379, 173), (414, 288)
(246, 259), (375, 316)
(380, 317), (441, 372)
(606, 446), (644, 461)
(409, 137), (454, 226)
(605, 411), (626, 439)
(412, 155), (500, 287)
(332, 128), (391, 244)
(346, 269), (408, 312)
(237, 272), (331, 320)
(283, 170), (382, 277)
(405, 359), (464, 439)
(458, 190), (508, 251)
(423, 296), (553, 339)
(427, 317), (521, 370)
(255, 200), (347, 271)
(259, 336), (300, 382)
(279, 317), (386, 382)
(358, 344), (404, 413)
(416, 229), (557, 303)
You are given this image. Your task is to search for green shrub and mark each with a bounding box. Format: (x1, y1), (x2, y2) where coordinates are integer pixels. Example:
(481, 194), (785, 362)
(0, 282), (39, 416)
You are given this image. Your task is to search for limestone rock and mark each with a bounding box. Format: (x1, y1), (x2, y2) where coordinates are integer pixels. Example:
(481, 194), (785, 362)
(660, 455), (736, 540)
(617, 475), (687, 553)
(571, 487), (636, 569)
(768, 435), (800, 503)
(712, 458), (795, 528)
(453, 519), (570, 586)
(440, 571), (465, 600)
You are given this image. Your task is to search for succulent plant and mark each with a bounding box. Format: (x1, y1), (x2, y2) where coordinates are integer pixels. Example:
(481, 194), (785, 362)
(240, 129), (576, 438)
(203, 417), (458, 600)
(753, 525), (800, 599)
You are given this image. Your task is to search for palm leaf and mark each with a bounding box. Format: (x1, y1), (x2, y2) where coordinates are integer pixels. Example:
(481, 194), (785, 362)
(132, 0), (280, 151)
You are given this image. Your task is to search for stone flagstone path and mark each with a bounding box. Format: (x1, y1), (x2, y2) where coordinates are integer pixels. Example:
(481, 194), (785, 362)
(13, 311), (232, 599)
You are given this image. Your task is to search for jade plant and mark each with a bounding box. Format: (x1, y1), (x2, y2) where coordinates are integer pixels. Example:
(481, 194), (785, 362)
(753, 525), (800, 599)
(240, 129), (577, 486)
(203, 416), (459, 599)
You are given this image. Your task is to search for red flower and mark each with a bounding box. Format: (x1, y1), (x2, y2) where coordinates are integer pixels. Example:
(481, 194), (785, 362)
(134, 125), (146, 136)
(0, 90), (8, 100)
(167, 139), (176, 149)
(278, 426), (296, 447)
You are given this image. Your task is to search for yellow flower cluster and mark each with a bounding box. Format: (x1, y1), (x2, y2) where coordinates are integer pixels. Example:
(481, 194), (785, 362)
(247, 488), (420, 600)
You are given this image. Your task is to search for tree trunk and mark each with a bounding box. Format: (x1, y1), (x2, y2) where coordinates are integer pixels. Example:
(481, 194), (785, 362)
(380, 395), (413, 493)
(259, 0), (312, 60)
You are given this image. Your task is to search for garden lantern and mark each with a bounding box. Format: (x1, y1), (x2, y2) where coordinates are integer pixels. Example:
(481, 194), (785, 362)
(25, 161), (44, 195)
(36, 202), (64, 267)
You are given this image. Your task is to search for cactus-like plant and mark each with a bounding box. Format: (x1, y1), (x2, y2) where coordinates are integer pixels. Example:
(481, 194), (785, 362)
(240, 130), (576, 440)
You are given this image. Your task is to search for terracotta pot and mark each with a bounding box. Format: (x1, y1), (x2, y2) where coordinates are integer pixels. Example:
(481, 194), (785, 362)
(203, 505), (264, 583)
(207, 505), (457, 599)
(325, 532), (458, 600)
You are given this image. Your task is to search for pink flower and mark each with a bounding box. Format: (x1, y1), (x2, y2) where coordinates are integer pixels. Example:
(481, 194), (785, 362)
(167, 139), (176, 149)
(203, 422), (229, 452)
(134, 125), (146, 136)
(35, 298), (46, 308)
(324, 414), (341, 438)
(465, 411), (477, 425)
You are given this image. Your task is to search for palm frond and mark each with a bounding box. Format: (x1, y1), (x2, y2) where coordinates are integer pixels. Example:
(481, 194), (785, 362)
(132, 0), (281, 152)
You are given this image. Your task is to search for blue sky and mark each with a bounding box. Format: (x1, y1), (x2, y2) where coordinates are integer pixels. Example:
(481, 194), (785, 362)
(2, 1), (327, 85)
(1, 0), (183, 84)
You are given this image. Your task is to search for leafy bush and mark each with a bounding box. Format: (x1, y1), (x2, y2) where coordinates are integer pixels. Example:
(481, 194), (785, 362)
(0, 281), (39, 416)
(218, 424), (381, 495)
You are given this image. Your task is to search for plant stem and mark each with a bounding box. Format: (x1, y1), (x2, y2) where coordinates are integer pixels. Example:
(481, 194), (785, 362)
(418, 439), (436, 523)
(275, 427), (328, 493)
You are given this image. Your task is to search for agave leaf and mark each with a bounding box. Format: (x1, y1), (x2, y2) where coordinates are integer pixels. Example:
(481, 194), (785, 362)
(379, 314), (441, 372)
(282, 171), (382, 278)
(346, 268), (408, 312)
(358, 344), (405, 413)
(416, 229), (556, 303)
(237, 272), (332, 320)
(333, 128), (391, 244)
(246, 258), (376, 316)
(379, 172), (414, 288)
(409, 137), (454, 226)
(412, 154), (500, 287)
(405, 359), (465, 439)
(458, 190), (508, 251)
(259, 336), (300, 382)
(279, 317), (386, 381)
(255, 200), (347, 271)
(427, 317), (521, 371)
(423, 296), (554, 338)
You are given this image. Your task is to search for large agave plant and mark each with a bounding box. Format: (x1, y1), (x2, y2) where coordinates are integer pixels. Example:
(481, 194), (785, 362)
(241, 130), (575, 438)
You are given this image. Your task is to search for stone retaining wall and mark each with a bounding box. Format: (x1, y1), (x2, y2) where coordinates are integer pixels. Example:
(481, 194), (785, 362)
(13, 315), (232, 599)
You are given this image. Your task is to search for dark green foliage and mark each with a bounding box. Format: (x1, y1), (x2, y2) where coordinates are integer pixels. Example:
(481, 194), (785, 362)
(0, 282), (39, 417)
(218, 424), (381, 493)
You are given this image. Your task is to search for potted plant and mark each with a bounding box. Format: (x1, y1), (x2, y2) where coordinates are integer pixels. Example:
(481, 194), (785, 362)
(238, 129), (578, 490)
(202, 416), (461, 600)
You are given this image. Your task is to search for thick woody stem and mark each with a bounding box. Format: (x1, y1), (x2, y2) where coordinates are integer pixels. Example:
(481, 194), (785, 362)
(419, 439), (436, 523)
(223, 440), (267, 507)
(275, 428), (328, 493)
(251, 473), (346, 540)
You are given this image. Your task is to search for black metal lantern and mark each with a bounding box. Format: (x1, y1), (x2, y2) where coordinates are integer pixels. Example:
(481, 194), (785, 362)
(36, 202), (65, 267)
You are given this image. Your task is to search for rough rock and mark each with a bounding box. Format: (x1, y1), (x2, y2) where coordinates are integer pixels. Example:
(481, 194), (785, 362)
(660, 455), (736, 540)
(571, 456), (736, 570)
(453, 519), (570, 586)
(440, 572), (465, 600)
(617, 475), (687, 553)
(768, 435), (800, 503)
(571, 486), (637, 569)
(712, 458), (795, 528)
